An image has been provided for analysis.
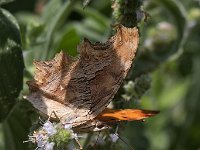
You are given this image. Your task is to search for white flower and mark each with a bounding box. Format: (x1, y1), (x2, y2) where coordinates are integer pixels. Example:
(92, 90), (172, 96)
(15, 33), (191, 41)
(109, 133), (119, 142)
(27, 120), (82, 149)
(43, 121), (57, 136)
(64, 124), (73, 129)
(71, 132), (78, 139)
(35, 133), (47, 147)
(64, 123), (79, 139)
(43, 121), (53, 129)
(44, 142), (55, 150)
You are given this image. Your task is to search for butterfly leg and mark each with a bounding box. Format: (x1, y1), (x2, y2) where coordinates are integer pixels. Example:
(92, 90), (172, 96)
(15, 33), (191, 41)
(48, 111), (60, 121)
(74, 138), (83, 150)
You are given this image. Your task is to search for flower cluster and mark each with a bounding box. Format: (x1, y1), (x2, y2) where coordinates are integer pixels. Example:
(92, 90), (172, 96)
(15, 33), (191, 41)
(27, 120), (120, 149)
(27, 120), (78, 150)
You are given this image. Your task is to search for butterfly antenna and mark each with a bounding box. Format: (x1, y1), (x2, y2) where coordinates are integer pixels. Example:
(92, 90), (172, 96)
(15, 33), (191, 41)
(74, 138), (83, 150)
(114, 132), (135, 150)
(48, 111), (60, 121)
(35, 147), (39, 150)
(102, 123), (135, 150)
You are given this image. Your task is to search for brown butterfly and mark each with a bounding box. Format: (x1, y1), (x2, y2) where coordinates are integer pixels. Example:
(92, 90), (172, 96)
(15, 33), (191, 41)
(25, 25), (159, 133)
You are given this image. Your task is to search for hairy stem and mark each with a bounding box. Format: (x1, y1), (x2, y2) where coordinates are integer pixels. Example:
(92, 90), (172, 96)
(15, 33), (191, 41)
(112, 0), (144, 27)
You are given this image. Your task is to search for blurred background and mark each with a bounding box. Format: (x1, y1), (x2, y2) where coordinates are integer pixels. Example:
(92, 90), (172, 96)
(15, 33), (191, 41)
(0, 0), (200, 149)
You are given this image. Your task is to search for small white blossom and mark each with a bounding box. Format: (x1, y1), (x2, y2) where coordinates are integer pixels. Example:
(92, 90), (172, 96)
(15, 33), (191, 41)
(64, 124), (73, 129)
(43, 121), (57, 136)
(109, 133), (119, 142)
(44, 142), (55, 150)
(43, 121), (53, 129)
(64, 123), (80, 139)
(71, 132), (78, 139)
(36, 133), (47, 147)
(27, 119), (78, 149)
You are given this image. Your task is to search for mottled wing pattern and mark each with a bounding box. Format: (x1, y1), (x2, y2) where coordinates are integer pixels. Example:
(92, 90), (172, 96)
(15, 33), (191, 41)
(26, 25), (139, 126)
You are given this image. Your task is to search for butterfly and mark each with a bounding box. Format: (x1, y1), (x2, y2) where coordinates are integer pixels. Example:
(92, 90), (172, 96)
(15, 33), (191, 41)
(25, 25), (159, 133)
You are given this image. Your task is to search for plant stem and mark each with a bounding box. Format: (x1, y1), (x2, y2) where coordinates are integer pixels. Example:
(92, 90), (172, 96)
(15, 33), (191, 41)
(112, 0), (144, 27)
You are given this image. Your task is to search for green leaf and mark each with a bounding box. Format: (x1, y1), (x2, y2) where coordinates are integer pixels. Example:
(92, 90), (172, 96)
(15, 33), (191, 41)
(0, 0), (14, 5)
(0, 8), (24, 122)
(83, 0), (92, 8)
(54, 25), (80, 57)
(75, 5), (110, 30)
(41, 0), (77, 60)
(154, 0), (188, 60)
(15, 12), (44, 49)
(3, 100), (35, 150)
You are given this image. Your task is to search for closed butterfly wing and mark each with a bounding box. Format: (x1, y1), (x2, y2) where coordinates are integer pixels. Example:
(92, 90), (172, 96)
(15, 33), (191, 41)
(26, 25), (139, 126)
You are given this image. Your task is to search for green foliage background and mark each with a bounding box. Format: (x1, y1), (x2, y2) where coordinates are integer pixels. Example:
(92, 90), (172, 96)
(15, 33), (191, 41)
(0, 0), (200, 149)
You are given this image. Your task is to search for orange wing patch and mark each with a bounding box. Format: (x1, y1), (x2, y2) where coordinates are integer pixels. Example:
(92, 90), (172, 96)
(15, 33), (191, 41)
(96, 108), (159, 122)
